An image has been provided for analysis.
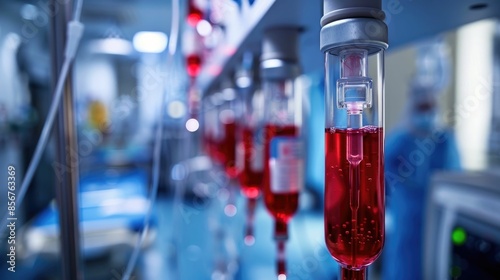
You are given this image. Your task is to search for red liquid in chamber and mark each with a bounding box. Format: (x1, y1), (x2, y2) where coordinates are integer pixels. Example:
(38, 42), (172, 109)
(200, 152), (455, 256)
(324, 126), (384, 269)
(186, 54), (202, 78)
(263, 125), (299, 223)
(238, 127), (263, 199)
(187, 1), (203, 26)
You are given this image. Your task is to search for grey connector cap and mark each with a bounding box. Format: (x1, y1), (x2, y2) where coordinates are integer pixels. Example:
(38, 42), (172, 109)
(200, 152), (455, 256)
(320, 0), (388, 53)
(322, 0), (385, 26)
(261, 27), (301, 79)
(320, 18), (388, 54)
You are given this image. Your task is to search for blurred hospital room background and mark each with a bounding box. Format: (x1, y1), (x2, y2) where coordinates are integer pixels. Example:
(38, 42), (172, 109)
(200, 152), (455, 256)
(0, 0), (499, 279)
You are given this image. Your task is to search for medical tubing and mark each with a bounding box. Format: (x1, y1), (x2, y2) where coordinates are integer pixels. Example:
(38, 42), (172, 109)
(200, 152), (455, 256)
(120, 0), (181, 279)
(74, 0), (83, 22)
(244, 197), (257, 242)
(168, 0), (180, 56)
(0, 1), (84, 235)
(277, 239), (286, 277)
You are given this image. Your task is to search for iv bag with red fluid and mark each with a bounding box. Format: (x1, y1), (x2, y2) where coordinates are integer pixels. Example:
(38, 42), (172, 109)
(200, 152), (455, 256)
(237, 126), (264, 199)
(262, 79), (303, 278)
(235, 53), (263, 198)
(260, 27), (303, 278)
(237, 91), (265, 199)
(324, 47), (386, 279)
(262, 79), (303, 230)
(236, 88), (265, 244)
(232, 52), (264, 244)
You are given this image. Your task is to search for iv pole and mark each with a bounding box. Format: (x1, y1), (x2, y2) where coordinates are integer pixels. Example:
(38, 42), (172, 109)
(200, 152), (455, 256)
(49, 0), (83, 279)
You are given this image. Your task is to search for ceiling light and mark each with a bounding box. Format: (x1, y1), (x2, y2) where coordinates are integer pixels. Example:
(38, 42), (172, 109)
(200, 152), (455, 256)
(133, 31), (168, 53)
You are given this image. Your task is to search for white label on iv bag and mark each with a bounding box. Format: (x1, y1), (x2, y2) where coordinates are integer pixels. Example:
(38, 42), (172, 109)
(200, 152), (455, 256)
(270, 137), (304, 193)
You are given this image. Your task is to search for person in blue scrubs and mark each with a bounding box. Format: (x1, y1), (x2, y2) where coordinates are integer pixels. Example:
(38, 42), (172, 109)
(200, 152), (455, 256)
(382, 38), (461, 280)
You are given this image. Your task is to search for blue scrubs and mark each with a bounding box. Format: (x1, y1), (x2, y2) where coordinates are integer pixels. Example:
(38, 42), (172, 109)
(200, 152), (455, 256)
(383, 127), (460, 280)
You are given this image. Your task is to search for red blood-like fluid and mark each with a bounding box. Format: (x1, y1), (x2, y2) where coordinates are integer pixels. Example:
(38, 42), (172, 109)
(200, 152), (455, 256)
(238, 128), (263, 199)
(186, 54), (201, 77)
(324, 126), (385, 269)
(263, 124), (299, 223)
(341, 267), (366, 280)
(277, 240), (286, 276)
(223, 122), (238, 179)
(187, 2), (203, 26)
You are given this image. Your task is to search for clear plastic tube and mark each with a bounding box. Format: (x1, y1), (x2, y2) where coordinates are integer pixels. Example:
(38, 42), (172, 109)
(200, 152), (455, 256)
(324, 48), (385, 277)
